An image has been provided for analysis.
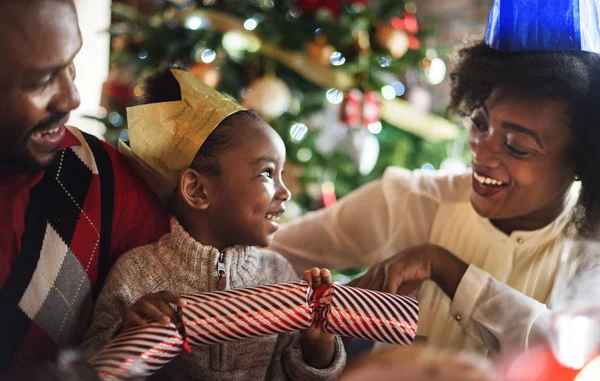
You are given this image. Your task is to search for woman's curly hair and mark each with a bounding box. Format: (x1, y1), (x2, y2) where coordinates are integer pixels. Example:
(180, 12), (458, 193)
(448, 39), (600, 238)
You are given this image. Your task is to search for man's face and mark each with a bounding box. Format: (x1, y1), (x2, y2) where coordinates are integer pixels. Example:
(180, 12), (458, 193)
(0, 1), (82, 172)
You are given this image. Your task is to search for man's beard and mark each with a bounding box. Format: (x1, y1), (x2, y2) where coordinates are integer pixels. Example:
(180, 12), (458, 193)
(0, 112), (69, 174)
(0, 150), (57, 173)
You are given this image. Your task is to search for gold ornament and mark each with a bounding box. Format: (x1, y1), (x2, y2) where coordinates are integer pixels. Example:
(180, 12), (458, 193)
(375, 26), (409, 59)
(306, 35), (336, 65)
(242, 75), (291, 121)
(190, 62), (222, 88)
(354, 30), (371, 54)
(111, 35), (128, 53)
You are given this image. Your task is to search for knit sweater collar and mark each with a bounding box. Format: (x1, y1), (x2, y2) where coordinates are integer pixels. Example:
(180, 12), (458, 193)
(163, 218), (258, 279)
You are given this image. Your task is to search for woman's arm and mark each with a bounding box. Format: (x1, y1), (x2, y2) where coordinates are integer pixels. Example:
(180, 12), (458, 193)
(350, 244), (550, 352)
(270, 168), (438, 274)
(451, 265), (551, 352)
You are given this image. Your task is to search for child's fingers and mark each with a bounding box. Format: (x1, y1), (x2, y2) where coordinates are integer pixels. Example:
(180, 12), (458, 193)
(303, 270), (312, 287)
(310, 267), (321, 289)
(138, 303), (171, 325)
(122, 311), (148, 329)
(156, 300), (179, 323)
(320, 268), (332, 285)
(157, 291), (186, 307)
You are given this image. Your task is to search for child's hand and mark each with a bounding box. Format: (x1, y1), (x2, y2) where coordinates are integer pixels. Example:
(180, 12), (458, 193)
(301, 267), (336, 369)
(123, 291), (186, 329)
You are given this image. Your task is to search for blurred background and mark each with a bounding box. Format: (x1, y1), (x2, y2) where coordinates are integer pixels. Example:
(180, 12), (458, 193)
(70, 0), (492, 216)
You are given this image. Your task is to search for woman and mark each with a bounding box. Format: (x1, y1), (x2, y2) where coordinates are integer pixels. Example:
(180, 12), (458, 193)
(270, 22), (600, 354)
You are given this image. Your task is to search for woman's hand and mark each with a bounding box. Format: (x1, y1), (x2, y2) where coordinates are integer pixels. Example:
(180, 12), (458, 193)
(122, 291), (186, 329)
(300, 267), (336, 369)
(348, 244), (469, 299)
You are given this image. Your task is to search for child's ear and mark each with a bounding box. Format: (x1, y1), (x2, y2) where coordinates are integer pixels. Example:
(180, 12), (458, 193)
(178, 168), (211, 210)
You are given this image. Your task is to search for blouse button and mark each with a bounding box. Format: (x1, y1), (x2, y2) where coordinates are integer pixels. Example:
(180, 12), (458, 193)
(455, 314), (462, 321)
(517, 237), (524, 244)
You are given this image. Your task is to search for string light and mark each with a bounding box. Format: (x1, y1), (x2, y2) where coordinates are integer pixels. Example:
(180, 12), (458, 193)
(378, 56), (392, 68)
(289, 123), (308, 142)
(200, 49), (216, 63)
(326, 88), (344, 104)
(368, 122), (383, 134)
(425, 58), (447, 85)
(381, 85), (396, 100)
(185, 16), (204, 30)
(244, 18), (258, 31)
(330, 51), (346, 66)
(391, 81), (406, 96)
(119, 129), (129, 142)
(297, 147), (313, 162)
(109, 112), (124, 127)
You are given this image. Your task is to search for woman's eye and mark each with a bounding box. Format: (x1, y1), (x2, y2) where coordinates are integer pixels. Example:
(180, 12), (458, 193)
(504, 141), (529, 157)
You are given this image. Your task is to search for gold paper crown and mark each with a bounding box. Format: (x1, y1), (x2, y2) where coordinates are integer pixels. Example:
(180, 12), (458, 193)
(119, 69), (246, 203)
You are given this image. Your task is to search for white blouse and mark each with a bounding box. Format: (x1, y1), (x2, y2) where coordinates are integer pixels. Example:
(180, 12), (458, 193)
(270, 167), (579, 355)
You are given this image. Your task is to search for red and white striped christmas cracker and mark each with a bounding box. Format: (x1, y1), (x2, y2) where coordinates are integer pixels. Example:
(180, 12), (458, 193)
(89, 281), (419, 380)
(89, 322), (184, 381)
(181, 281), (313, 345)
(316, 283), (418, 345)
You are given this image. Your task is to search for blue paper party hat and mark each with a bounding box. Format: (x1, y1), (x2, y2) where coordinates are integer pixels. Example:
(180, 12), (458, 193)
(484, 0), (600, 53)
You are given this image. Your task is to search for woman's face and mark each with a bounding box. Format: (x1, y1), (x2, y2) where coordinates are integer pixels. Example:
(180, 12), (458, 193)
(468, 87), (576, 227)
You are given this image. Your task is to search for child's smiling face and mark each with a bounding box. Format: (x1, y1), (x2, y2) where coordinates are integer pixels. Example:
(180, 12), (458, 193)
(202, 119), (291, 248)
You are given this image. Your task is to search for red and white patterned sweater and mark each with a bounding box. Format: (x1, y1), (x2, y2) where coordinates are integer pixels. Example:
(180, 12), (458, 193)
(0, 127), (170, 369)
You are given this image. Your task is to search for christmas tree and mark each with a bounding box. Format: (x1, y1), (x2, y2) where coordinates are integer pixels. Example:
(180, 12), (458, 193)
(96, 0), (465, 213)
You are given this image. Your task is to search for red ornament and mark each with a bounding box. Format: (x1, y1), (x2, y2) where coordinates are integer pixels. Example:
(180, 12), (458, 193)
(101, 80), (134, 112)
(321, 181), (337, 207)
(295, 0), (369, 17)
(107, 81), (134, 109)
(390, 17), (405, 30)
(101, 66), (135, 111)
(387, 12), (420, 51)
(408, 36), (420, 50)
(495, 345), (600, 381)
(403, 13), (419, 34)
(340, 89), (381, 128)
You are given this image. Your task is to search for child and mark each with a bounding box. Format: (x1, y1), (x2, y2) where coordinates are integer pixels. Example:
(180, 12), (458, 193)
(82, 66), (346, 381)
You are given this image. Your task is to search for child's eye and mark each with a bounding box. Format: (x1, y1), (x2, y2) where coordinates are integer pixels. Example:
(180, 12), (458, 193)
(260, 169), (274, 179)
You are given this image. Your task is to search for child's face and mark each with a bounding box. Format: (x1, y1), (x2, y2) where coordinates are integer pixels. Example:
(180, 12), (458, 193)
(206, 121), (291, 248)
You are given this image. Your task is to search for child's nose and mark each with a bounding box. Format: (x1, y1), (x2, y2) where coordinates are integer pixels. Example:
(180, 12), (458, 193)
(277, 182), (292, 201)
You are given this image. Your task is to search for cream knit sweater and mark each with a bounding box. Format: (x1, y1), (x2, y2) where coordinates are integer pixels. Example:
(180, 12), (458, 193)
(82, 218), (346, 381)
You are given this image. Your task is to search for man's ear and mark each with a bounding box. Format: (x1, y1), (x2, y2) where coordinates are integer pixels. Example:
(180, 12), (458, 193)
(178, 168), (211, 210)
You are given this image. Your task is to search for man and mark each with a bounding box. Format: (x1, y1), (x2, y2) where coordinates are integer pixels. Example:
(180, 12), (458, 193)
(0, 0), (170, 369)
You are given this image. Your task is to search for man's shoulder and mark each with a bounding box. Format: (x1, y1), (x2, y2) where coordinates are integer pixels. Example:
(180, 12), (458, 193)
(65, 126), (159, 191)
(64, 126), (121, 172)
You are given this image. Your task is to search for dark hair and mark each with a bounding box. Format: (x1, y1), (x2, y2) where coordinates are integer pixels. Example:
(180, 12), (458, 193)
(448, 40), (600, 238)
(141, 63), (263, 176)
